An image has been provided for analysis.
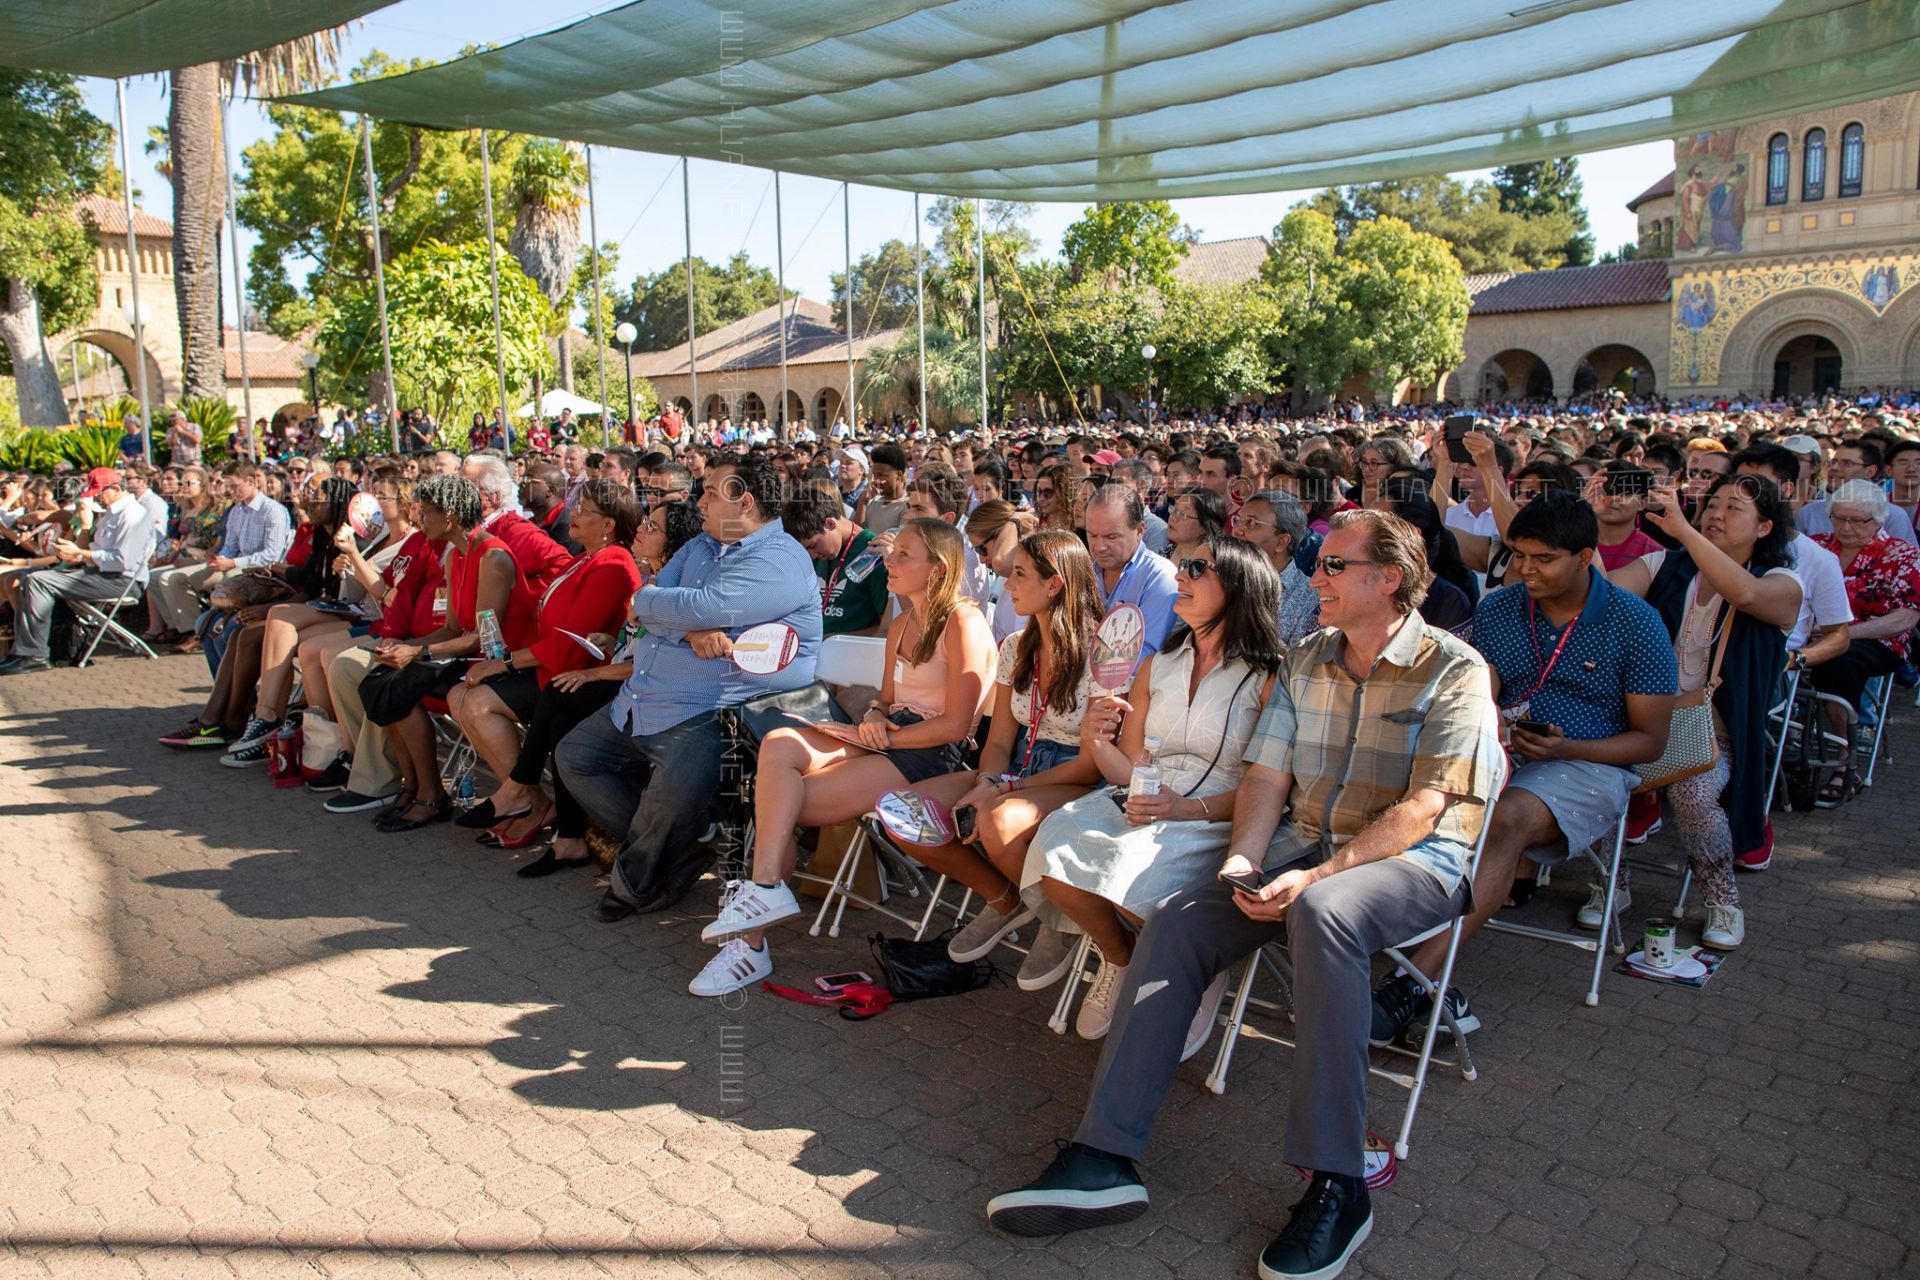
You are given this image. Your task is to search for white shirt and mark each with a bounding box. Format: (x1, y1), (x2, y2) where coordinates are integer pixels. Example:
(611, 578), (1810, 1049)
(1444, 501), (1498, 540)
(1785, 531), (1853, 651)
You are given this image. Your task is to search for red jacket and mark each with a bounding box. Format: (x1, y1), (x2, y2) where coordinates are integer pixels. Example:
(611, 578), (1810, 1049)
(527, 546), (642, 684)
(371, 531), (446, 641)
(483, 509), (573, 595)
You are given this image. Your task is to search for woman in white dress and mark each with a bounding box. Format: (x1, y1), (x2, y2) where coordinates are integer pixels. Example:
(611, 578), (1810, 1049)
(1026, 535), (1285, 1039)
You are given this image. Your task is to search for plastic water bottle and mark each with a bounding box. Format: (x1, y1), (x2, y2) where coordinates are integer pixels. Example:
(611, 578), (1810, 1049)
(477, 609), (508, 660)
(844, 542), (885, 583)
(455, 766), (475, 811)
(1128, 735), (1164, 800)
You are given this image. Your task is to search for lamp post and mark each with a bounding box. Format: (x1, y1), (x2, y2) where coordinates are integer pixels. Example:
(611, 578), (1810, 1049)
(615, 321), (638, 437)
(1140, 343), (1157, 425)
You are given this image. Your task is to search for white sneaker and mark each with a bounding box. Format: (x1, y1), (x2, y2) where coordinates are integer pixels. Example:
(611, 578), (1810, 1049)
(949, 903), (1035, 963)
(1074, 951), (1128, 1041)
(1180, 970), (1231, 1063)
(1701, 904), (1745, 949)
(690, 938), (772, 997)
(1575, 884), (1629, 931)
(701, 881), (800, 942)
(1015, 924), (1078, 991)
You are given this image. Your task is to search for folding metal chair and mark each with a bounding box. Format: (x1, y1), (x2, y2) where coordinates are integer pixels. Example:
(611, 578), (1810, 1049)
(1858, 673), (1895, 788)
(803, 815), (956, 939)
(69, 576), (159, 667)
(1485, 806), (1631, 1007)
(419, 694), (477, 792)
(1204, 811), (1498, 1160)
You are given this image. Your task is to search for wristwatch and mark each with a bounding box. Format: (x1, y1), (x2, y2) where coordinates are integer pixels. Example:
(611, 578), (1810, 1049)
(419, 643), (432, 662)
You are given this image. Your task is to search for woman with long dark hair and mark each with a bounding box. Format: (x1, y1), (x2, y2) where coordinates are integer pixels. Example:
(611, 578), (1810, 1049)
(1027, 535), (1284, 1039)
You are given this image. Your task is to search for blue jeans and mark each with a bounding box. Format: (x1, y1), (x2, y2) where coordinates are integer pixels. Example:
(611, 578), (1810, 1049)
(556, 709), (728, 909)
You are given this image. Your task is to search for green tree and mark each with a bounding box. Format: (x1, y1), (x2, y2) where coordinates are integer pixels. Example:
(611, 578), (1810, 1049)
(923, 196), (1035, 345)
(1259, 208), (1352, 401)
(321, 239), (551, 422)
(509, 139), (585, 390)
(1060, 200), (1194, 290)
(1597, 241), (1646, 264)
(859, 326), (977, 426)
(0, 70), (111, 426)
(830, 239), (922, 337)
(1493, 157), (1594, 266)
(611, 253), (787, 352)
(1152, 282), (1279, 409)
(1301, 176), (1582, 273)
(1337, 217), (1469, 397)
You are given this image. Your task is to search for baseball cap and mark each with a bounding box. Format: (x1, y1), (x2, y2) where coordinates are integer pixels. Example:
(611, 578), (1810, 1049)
(78, 466), (121, 500)
(1781, 433), (1822, 457)
(838, 445), (869, 467)
(1090, 448), (1122, 466)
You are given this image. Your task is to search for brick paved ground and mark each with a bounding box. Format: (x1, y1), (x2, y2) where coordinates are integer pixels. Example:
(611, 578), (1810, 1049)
(1, 653), (1916, 1279)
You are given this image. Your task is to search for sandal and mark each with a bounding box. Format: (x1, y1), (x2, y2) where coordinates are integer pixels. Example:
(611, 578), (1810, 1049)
(492, 802), (555, 850)
(1816, 772), (1850, 809)
(375, 796), (452, 833)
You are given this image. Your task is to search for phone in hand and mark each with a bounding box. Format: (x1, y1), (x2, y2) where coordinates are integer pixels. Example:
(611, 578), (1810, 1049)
(1512, 719), (1554, 737)
(1218, 866), (1272, 895)
(1443, 414), (1479, 464)
(1603, 466), (1654, 498)
(953, 804), (978, 842)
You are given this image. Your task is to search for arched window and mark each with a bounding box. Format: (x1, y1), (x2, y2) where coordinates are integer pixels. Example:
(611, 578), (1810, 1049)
(1803, 127), (1827, 201)
(1839, 122), (1864, 197)
(1766, 133), (1790, 204)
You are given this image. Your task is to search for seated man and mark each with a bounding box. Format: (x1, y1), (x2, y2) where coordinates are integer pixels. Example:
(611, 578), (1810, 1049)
(557, 454), (821, 918)
(1375, 493), (1676, 1043)
(986, 510), (1504, 1280)
(0, 468), (158, 675)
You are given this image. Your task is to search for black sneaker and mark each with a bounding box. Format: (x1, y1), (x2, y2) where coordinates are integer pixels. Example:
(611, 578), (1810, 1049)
(1259, 1173), (1373, 1280)
(324, 789), (397, 814)
(1411, 986), (1482, 1039)
(986, 1142), (1148, 1237)
(1368, 972), (1427, 1047)
(305, 753), (351, 793)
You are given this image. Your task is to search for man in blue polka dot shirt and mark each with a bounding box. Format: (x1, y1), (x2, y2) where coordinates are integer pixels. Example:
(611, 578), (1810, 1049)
(1373, 492), (1677, 1043)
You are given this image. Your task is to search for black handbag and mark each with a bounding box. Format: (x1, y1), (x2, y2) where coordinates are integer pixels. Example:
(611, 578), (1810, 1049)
(868, 931), (994, 1001)
(361, 657), (468, 727)
(720, 680), (851, 751)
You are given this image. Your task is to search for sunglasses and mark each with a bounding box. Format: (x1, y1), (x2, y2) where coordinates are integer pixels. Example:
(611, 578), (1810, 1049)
(1313, 555), (1377, 576)
(1176, 558), (1215, 580)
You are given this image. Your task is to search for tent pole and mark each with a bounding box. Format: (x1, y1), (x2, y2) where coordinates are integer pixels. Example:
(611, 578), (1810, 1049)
(775, 170), (788, 440)
(220, 87), (254, 445)
(915, 193), (927, 432)
(479, 127), (511, 449)
(844, 181), (856, 434)
(586, 144), (609, 448)
(976, 198), (987, 431)
(358, 115), (398, 451)
(115, 79), (152, 463)
(682, 158), (699, 429)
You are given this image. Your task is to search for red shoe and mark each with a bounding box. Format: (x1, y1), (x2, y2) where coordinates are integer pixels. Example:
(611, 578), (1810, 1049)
(1624, 791), (1662, 844)
(1734, 820), (1773, 872)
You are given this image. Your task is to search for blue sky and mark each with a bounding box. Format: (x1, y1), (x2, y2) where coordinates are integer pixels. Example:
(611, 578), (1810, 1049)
(81, 0), (1673, 319)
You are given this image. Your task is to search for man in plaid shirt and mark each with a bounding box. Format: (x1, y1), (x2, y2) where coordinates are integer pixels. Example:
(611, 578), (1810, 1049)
(988, 509), (1504, 1280)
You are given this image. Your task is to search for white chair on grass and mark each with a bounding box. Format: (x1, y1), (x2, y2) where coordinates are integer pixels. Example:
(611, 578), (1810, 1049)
(1202, 809), (1499, 1161)
(69, 577), (159, 667)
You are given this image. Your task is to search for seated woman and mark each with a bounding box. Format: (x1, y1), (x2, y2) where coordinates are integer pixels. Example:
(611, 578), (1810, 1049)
(964, 499), (1039, 645)
(692, 517), (997, 998)
(895, 530), (1106, 982)
(499, 500), (702, 877)
(1164, 487), (1227, 565)
(1026, 535), (1283, 1040)
(448, 479), (644, 844)
(1809, 478), (1920, 802)
(1236, 490), (1319, 644)
(359, 474), (539, 833)
(1608, 475), (1801, 949)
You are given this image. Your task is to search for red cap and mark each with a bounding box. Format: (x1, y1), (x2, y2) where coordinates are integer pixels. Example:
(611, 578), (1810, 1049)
(79, 467), (122, 500)
(1090, 449), (1123, 466)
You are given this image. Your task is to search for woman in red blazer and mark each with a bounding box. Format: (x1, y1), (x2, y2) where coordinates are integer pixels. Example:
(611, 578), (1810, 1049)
(448, 478), (643, 842)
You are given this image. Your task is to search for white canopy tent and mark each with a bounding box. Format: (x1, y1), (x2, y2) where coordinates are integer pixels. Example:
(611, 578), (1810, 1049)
(515, 388), (618, 419)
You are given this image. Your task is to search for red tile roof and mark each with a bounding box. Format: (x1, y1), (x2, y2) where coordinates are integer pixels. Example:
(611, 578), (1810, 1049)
(223, 329), (313, 381)
(1466, 260), (1672, 315)
(629, 297), (901, 379)
(73, 193), (173, 239)
(1626, 170), (1677, 211)
(1173, 236), (1269, 288)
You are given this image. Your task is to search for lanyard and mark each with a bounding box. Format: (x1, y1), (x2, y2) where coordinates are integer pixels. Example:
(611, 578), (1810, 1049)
(820, 534), (857, 608)
(1019, 661), (1045, 776)
(1517, 596), (1579, 706)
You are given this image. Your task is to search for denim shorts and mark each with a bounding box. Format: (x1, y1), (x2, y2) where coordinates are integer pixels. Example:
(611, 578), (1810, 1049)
(1009, 725), (1080, 779)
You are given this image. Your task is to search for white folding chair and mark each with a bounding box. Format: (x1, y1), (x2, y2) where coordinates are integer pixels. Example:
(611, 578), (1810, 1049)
(1485, 805), (1631, 1008)
(69, 576), (159, 667)
(803, 815), (954, 938)
(816, 633), (888, 689)
(1204, 811), (1498, 1160)
(1859, 673), (1895, 788)
(1764, 667), (1800, 813)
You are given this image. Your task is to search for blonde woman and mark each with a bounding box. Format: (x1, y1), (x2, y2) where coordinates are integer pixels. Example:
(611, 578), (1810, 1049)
(694, 517), (997, 997)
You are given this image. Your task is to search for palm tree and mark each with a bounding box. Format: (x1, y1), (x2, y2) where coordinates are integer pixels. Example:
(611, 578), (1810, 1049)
(509, 140), (586, 392)
(164, 28), (352, 400)
(860, 327), (977, 428)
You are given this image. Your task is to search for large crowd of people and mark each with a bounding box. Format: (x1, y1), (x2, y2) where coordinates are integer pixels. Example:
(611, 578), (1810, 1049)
(3, 388), (1916, 1280)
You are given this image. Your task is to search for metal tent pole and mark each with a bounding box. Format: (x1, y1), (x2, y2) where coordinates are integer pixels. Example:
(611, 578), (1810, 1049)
(220, 88), (254, 443)
(359, 115), (398, 451)
(915, 192), (927, 431)
(976, 197), (987, 430)
(775, 171), (789, 438)
(479, 127), (511, 449)
(586, 144), (609, 447)
(843, 182), (856, 433)
(115, 79), (153, 462)
(682, 158), (700, 427)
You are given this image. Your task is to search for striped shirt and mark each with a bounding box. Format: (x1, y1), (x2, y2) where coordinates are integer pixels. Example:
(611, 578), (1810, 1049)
(1245, 614), (1505, 888)
(217, 491), (294, 570)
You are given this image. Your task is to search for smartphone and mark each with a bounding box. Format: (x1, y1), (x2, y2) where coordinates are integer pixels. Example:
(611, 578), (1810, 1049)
(1603, 466), (1654, 498)
(1218, 866), (1272, 895)
(1443, 414), (1478, 464)
(1513, 719), (1553, 736)
(815, 971), (872, 993)
(953, 804), (978, 842)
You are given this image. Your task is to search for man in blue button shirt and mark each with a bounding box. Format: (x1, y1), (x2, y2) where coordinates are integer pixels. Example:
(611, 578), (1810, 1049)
(1083, 484), (1179, 658)
(1374, 492), (1677, 1043)
(557, 454), (821, 920)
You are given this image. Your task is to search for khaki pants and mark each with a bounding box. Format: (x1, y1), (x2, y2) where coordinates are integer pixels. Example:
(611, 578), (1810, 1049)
(149, 562), (227, 631)
(329, 639), (400, 799)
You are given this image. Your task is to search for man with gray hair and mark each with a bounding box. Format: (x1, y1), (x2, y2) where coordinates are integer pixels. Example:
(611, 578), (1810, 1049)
(462, 453), (573, 593)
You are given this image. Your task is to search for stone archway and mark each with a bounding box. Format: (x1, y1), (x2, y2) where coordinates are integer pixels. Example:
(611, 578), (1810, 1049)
(813, 386), (843, 429)
(1771, 335), (1845, 397)
(57, 328), (169, 411)
(1479, 349), (1554, 402)
(1717, 290), (1875, 396)
(1572, 343), (1659, 398)
(783, 389), (805, 428)
(739, 391), (766, 422)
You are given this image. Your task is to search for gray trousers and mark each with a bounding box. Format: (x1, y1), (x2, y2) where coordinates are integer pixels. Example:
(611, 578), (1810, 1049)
(12, 570), (137, 659)
(148, 562), (227, 631)
(1074, 857), (1463, 1177)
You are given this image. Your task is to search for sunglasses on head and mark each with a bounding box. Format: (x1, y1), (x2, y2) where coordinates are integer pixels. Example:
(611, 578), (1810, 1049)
(1313, 555), (1376, 576)
(1176, 558), (1215, 580)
